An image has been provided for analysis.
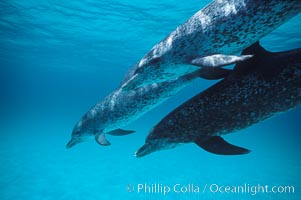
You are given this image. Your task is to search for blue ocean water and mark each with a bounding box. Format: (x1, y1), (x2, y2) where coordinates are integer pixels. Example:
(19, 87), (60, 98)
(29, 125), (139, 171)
(1, 0), (301, 199)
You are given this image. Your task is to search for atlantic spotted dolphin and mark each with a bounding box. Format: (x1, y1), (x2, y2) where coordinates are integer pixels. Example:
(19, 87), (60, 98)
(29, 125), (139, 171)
(66, 69), (213, 148)
(136, 43), (301, 157)
(122, 0), (301, 91)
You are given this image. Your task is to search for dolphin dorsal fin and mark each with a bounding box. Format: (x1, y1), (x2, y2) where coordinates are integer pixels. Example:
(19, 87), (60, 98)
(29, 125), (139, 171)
(241, 42), (270, 56)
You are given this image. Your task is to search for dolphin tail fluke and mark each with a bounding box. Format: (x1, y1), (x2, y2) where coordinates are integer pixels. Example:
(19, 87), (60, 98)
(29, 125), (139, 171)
(195, 136), (250, 155)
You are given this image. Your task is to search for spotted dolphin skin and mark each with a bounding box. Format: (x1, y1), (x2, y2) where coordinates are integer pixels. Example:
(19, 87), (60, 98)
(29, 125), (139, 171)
(136, 43), (301, 157)
(66, 70), (207, 148)
(122, 0), (301, 91)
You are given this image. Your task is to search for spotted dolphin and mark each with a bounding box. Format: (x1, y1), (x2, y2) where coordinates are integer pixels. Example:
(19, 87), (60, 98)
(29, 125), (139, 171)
(136, 43), (301, 157)
(66, 69), (212, 148)
(122, 0), (301, 91)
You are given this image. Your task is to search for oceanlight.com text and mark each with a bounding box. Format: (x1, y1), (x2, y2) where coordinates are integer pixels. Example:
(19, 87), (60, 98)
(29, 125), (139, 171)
(209, 183), (294, 196)
(126, 183), (295, 196)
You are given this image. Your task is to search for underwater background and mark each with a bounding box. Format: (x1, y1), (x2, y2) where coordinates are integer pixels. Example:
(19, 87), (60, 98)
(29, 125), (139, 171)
(1, 0), (301, 199)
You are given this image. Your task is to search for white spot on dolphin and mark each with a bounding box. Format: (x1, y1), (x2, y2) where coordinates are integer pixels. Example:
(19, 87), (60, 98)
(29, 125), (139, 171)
(166, 34), (174, 49)
(153, 43), (164, 57)
(110, 90), (122, 109)
(77, 120), (83, 127)
(139, 58), (147, 67)
(224, 2), (237, 16)
(195, 11), (211, 29)
(88, 108), (97, 118)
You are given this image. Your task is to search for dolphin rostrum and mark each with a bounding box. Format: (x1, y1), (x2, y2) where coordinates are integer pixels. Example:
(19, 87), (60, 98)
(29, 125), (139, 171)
(136, 43), (301, 157)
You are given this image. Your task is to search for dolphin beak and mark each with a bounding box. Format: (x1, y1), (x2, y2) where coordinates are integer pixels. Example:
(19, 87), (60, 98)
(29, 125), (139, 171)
(66, 128), (83, 149)
(135, 144), (153, 158)
(66, 138), (79, 149)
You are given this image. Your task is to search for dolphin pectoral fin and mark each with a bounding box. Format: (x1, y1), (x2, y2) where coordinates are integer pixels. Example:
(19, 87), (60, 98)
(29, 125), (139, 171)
(95, 132), (111, 146)
(107, 129), (135, 136)
(195, 136), (250, 155)
(198, 68), (232, 80)
(190, 54), (253, 68)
